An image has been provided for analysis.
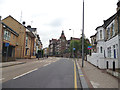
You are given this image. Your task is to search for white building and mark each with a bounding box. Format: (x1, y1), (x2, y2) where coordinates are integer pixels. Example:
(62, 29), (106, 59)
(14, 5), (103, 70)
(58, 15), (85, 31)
(88, 1), (120, 69)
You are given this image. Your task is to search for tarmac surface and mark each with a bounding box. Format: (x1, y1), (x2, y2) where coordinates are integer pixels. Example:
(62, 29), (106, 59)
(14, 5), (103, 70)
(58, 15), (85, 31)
(2, 58), (82, 88)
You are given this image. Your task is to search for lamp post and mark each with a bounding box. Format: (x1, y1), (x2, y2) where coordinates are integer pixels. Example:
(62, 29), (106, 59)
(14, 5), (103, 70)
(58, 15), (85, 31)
(82, 0), (84, 67)
(0, 16), (2, 62)
(69, 29), (75, 59)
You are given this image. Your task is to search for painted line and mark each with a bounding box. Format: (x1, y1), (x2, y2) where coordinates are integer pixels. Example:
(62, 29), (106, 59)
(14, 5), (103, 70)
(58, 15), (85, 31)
(43, 64), (49, 67)
(13, 68), (38, 79)
(74, 61), (77, 89)
(80, 75), (84, 77)
(0, 78), (4, 81)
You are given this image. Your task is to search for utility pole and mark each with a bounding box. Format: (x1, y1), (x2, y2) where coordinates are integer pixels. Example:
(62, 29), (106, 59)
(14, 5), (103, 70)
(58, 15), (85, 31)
(0, 16), (2, 63)
(69, 29), (75, 59)
(82, 0), (84, 67)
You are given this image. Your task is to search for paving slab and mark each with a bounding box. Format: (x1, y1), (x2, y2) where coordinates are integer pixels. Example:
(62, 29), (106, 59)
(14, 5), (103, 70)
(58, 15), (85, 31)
(77, 59), (118, 88)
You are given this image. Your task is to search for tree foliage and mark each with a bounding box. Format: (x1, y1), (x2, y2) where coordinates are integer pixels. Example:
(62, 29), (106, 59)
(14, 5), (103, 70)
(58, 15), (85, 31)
(69, 37), (90, 58)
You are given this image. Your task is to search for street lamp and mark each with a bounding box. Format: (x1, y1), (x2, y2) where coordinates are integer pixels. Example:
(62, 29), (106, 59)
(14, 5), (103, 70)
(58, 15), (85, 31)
(69, 29), (75, 59)
(82, 0), (84, 67)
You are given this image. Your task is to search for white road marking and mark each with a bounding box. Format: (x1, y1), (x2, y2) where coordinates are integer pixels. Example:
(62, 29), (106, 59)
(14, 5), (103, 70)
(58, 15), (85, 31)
(90, 81), (100, 88)
(13, 68), (38, 79)
(0, 78), (4, 81)
(43, 64), (49, 67)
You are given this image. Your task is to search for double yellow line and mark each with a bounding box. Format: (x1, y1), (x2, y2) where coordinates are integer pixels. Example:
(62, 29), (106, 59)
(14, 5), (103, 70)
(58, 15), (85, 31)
(74, 61), (77, 89)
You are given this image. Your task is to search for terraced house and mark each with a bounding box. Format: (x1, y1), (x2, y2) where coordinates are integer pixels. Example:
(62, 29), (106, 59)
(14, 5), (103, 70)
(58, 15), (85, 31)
(2, 15), (26, 60)
(2, 22), (19, 61)
(88, 1), (120, 70)
(1, 15), (42, 61)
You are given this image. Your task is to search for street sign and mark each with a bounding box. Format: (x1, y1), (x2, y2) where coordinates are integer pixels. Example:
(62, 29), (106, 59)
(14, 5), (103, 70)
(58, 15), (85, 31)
(73, 48), (75, 50)
(88, 46), (92, 49)
(5, 43), (9, 47)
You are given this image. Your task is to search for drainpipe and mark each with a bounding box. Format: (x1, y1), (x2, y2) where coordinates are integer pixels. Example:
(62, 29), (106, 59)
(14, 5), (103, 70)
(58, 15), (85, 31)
(118, 10), (120, 69)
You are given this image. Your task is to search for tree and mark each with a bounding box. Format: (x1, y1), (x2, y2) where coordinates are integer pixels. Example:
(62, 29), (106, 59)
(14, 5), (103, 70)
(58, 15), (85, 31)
(79, 37), (90, 56)
(70, 40), (80, 58)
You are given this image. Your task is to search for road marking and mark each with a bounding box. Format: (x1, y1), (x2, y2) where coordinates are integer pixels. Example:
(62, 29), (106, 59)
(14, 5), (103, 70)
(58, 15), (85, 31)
(74, 61), (77, 89)
(13, 68), (38, 79)
(43, 64), (49, 67)
(80, 74), (84, 77)
(0, 78), (4, 81)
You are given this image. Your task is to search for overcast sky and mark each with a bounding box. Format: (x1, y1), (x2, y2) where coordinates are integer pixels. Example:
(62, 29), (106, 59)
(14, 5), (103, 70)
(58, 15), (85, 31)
(0, 0), (118, 48)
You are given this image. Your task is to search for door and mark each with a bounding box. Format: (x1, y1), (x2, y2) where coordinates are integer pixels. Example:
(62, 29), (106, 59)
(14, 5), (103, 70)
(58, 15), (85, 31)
(114, 49), (116, 58)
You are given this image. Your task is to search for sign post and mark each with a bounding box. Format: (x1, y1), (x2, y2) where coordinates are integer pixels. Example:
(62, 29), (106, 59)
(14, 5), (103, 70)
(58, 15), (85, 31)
(5, 43), (9, 62)
(73, 48), (75, 58)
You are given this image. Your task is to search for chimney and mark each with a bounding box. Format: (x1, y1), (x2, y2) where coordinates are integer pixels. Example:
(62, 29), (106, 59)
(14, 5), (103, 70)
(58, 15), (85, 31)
(27, 25), (31, 28)
(22, 21), (25, 25)
(117, 0), (120, 11)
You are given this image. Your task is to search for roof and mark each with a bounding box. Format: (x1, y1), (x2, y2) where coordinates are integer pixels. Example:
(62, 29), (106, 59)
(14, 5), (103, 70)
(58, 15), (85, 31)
(103, 13), (117, 29)
(2, 22), (19, 36)
(117, 1), (120, 8)
(95, 25), (103, 31)
(2, 15), (25, 27)
(60, 30), (66, 39)
(26, 29), (35, 38)
(90, 33), (96, 38)
(70, 37), (80, 40)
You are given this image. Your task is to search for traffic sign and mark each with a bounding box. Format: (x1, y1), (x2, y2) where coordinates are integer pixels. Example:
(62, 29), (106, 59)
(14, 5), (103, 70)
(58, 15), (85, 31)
(73, 48), (75, 50)
(88, 46), (92, 49)
(5, 43), (9, 47)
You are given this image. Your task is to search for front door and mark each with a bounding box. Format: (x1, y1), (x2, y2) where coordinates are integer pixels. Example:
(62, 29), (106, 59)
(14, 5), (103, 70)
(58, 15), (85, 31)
(114, 49), (116, 58)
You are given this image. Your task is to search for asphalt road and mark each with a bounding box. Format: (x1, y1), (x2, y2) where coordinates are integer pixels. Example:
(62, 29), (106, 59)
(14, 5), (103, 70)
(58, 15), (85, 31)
(2, 58), (59, 82)
(2, 58), (82, 88)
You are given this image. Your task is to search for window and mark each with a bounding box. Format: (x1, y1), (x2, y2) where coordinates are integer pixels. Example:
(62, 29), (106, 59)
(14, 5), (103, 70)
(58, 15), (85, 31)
(26, 34), (28, 46)
(97, 47), (99, 53)
(113, 45), (116, 58)
(107, 47), (111, 58)
(100, 47), (102, 53)
(13, 35), (15, 39)
(4, 29), (11, 41)
(62, 39), (65, 42)
(112, 23), (115, 36)
(116, 44), (118, 58)
(100, 30), (102, 39)
(107, 28), (110, 39)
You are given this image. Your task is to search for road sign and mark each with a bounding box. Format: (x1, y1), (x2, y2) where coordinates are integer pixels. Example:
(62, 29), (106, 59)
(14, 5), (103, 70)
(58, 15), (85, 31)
(73, 48), (75, 50)
(88, 46), (92, 49)
(5, 43), (9, 47)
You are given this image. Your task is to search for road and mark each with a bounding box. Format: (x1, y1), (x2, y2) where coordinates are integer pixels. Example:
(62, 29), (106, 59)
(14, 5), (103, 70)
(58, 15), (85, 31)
(2, 58), (82, 88)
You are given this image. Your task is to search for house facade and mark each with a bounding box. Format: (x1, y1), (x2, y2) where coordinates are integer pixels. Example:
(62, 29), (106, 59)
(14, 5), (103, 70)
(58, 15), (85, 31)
(1, 15), (42, 61)
(2, 22), (19, 61)
(48, 31), (81, 58)
(88, 1), (120, 69)
(2, 15), (26, 59)
(90, 34), (97, 53)
(49, 39), (57, 56)
(24, 28), (36, 59)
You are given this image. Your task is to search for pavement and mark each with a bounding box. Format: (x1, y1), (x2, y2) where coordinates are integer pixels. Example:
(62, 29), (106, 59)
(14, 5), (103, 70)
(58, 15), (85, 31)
(77, 59), (119, 88)
(0, 58), (49, 68)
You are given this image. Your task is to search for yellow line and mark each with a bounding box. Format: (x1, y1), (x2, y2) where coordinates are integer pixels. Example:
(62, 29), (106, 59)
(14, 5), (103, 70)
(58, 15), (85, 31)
(74, 61), (77, 89)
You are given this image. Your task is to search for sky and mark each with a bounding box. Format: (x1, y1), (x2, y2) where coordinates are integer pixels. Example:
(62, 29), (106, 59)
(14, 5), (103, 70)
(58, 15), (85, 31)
(0, 0), (118, 48)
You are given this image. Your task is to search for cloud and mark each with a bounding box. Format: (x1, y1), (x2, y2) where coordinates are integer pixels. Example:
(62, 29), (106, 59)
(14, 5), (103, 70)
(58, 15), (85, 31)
(44, 18), (64, 27)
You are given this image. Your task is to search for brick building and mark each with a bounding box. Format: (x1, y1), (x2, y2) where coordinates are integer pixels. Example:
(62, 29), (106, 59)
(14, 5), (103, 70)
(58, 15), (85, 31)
(1, 15), (42, 61)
